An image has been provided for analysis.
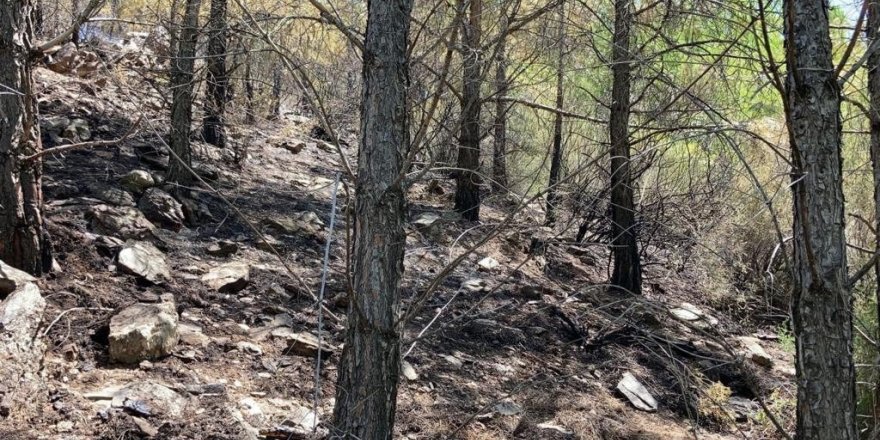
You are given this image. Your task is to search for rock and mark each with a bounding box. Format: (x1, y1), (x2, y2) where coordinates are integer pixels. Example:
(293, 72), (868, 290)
(96, 187), (136, 207)
(117, 241), (170, 284)
(138, 188), (185, 232)
(178, 323), (210, 347)
(255, 235), (283, 252)
(262, 211), (324, 236)
(616, 372), (658, 412)
(412, 212), (442, 238)
(401, 360), (418, 381)
(493, 401), (523, 416)
(442, 354), (463, 368)
(280, 141), (306, 154)
(461, 278), (489, 292)
(120, 170), (156, 194)
(669, 302), (719, 327)
(46, 42), (78, 74)
(0, 260), (37, 297)
(108, 295), (179, 364)
(257, 401), (320, 439)
(111, 381), (186, 417)
(206, 240), (239, 257)
(132, 416), (159, 437)
(88, 205), (156, 239)
(193, 163), (221, 181)
(43, 179), (81, 199)
(739, 336), (773, 368)
(185, 383), (226, 396)
(63, 118), (91, 141)
(201, 263), (250, 293)
(271, 328), (334, 357)
(56, 420), (74, 433)
(0, 283), (47, 418)
(236, 341), (263, 356)
(177, 189), (215, 224)
(92, 234), (125, 258)
(536, 422), (574, 435)
(477, 256), (500, 271)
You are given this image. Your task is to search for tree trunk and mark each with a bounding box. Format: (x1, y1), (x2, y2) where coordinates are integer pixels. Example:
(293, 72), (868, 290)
(869, 0), (880, 428)
(167, 0), (201, 185)
(545, 1), (565, 224)
(0, 0), (51, 275)
(202, 0), (228, 148)
(270, 66), (282, 120)
(331, 0), (413, 437)
(244, 59), (255, 124)
(492, 15), (509, 192)
(608, 0), (642, 295)
(784, 0), (856, 438)
(70, 0), (80, 44)
(454, 0), (483, 221)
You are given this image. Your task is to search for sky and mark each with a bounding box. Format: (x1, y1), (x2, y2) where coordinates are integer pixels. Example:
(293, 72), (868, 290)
(833, 0), (864, 23)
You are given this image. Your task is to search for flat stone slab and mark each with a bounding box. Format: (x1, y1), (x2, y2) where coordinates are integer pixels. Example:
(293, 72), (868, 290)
(118, 241), (170, 284)
(202, 263), (250, 293)
(616, 372), (658, 412)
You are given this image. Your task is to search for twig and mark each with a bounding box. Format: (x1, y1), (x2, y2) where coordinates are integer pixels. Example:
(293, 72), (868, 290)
(41, 307), (113, 338)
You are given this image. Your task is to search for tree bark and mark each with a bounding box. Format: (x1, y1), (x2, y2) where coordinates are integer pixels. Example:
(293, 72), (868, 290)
(202, 0), (228, 148)
(608, 0), (642, 295)
(492, 14), (509, 192)
(331, 0), (413, 437)
(545, 0), (565, 224)
(269, 65), (282, 120)
(166, 0), (201, 184)
(244, 58), (256, 125)
(454, 0), (483, 221)
(869, 0), (880, 428)
(0, 0), (51, 275)
(784, 0), (856, 438)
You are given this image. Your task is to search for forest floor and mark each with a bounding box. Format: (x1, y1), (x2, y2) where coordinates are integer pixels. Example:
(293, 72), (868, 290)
(1, 45), (795, 440)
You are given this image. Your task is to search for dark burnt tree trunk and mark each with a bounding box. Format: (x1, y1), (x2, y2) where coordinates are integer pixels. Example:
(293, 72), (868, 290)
(70, 0), (80, 44)
(454, 0), (483, 221)
(167, 0), (201, 185)
(491, 14), (509, 192)
(869, 0), (880, 426)
(784, 0), (856, 438)
(608, 0), (641, 294)
(0, 0), (51, 275)
(331, 0), (413, 437)
(545, 0), (565, 224)
(270, 66), (282, 120)
(202, 0), (228, 148)
(244, 58), (256, 124)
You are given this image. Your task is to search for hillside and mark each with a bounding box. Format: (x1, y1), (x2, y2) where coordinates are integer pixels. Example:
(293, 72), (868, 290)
(0, 41), (796, 439)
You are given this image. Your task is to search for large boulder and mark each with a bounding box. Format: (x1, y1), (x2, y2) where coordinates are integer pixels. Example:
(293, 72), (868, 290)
(0, 260), (37, 298)
(117, 241), (171, 284)
(109, 294), (179, 364)
(201, 263), (250, 293)
(138, 188), (185, 232)
(0, 283), (47, 418)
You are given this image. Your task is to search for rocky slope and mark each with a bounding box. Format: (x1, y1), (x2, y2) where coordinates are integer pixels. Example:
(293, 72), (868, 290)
(0, 40), (794, 439)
